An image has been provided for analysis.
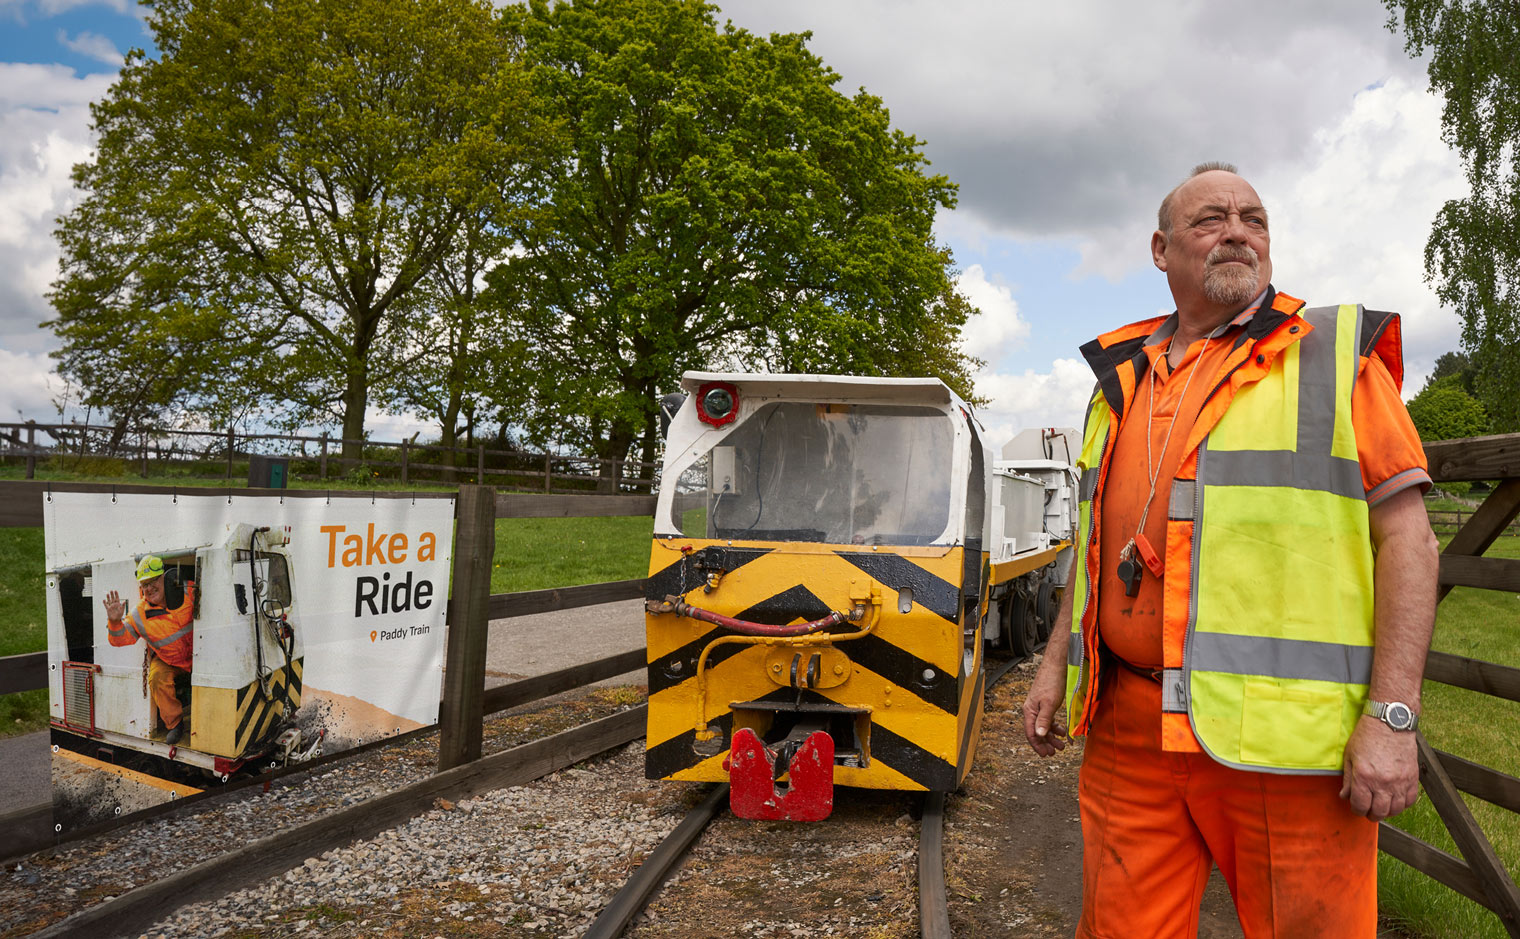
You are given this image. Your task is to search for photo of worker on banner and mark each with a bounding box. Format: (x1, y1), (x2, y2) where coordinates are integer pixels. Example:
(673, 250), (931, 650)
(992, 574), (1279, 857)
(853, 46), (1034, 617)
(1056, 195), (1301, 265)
(42, 491), (454, 831)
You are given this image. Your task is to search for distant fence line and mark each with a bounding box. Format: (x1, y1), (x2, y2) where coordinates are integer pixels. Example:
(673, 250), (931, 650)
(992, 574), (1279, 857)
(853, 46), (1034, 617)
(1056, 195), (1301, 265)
(0, 419), (657, 494)
(1429, 510), (1520, 538)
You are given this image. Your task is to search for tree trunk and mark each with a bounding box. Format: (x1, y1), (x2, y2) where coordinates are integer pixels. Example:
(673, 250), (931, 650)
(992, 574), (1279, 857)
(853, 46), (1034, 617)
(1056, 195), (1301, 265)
(439, 419), (459, 485)
(340, 368), (369, 466)
(595, 429), (635, 494)
(638, 412), (658, 484)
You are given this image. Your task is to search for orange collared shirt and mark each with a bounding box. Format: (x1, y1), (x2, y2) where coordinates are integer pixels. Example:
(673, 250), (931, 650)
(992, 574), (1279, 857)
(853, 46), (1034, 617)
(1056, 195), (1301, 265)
(1096, 319), (1430, 674)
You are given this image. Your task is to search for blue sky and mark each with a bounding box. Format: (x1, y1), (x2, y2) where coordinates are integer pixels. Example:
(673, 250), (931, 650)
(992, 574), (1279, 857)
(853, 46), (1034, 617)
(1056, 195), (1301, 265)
(0, 0), (1466, 446)
(0, 0), (145, 75)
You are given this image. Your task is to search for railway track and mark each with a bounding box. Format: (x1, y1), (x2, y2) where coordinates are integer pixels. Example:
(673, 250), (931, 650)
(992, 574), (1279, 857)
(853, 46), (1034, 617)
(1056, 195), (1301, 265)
(584, 651), (1035, 939)
(15, 648), (1043, 938)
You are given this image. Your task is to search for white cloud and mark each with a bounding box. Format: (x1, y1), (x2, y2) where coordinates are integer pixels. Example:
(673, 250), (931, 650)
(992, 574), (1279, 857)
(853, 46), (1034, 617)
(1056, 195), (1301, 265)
(37, 0), (135, 16)
(0, 348), (66, 419)
(1260, 76), (1465, 393)
(0, 63), (114, 421)
(972, 357), (1092, 449)
(363, 407), (441, 444)
(0, 0), (137, 22)
(58, 29), (122, 65)
(717, 0), (1423, 260)
(956, 263), (1029, 361)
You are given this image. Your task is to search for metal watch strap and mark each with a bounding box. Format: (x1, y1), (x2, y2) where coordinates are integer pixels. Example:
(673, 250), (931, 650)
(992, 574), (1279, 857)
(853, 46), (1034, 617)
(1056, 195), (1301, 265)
(1364, 699), (1418, 732)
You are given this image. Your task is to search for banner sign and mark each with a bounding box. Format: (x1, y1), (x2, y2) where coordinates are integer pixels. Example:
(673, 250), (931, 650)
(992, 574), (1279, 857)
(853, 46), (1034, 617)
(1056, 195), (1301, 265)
(43, 492), (454, 830)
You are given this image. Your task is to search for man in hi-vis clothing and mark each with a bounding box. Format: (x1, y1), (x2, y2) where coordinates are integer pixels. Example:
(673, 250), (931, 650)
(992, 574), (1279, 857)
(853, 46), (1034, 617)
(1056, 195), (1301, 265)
(104, 555), (197, 746)
(1021, 162), (1440, 938)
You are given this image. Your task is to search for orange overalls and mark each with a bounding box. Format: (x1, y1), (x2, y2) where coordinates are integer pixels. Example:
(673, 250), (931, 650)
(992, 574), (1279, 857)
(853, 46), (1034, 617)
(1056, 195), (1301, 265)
(1075, 290), (1429, 938)
(107, 582), (196, 731)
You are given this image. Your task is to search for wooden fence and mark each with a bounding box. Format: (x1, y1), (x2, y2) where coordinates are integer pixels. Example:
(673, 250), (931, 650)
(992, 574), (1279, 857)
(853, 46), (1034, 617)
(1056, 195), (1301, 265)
(0, 480), (654, 878)
(1378, 433), (1520, 937)
(0, 419), (658, 494)
(6, 433), (1520, 933)
(1429, 509), (1520, 538)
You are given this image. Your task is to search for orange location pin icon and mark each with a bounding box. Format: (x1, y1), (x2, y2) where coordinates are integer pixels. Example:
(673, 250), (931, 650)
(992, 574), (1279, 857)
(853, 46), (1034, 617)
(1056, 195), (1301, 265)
(370, 630), (377, 642)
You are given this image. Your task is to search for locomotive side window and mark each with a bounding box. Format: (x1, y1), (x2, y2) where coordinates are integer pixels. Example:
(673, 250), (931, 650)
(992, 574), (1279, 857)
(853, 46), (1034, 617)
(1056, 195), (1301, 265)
(666, 403), (955, 545)
(233, 550), (293, 609)
(56, 569), (95, 663)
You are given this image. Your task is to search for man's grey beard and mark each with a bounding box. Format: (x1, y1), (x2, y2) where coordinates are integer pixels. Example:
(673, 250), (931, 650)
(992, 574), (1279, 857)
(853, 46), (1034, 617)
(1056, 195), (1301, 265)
(1202, 246), (1260, 306)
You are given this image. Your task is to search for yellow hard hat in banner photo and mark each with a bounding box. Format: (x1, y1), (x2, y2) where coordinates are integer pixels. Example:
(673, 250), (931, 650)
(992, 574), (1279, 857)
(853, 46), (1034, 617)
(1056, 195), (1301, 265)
(135, 555), (165, 582)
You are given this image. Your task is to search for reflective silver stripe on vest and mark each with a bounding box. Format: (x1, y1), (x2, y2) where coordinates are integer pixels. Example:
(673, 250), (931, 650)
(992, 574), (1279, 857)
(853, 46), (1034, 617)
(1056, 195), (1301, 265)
(1162, 668), (1186, 713)
(1168, 480), (1196, 521)
(128, 608), (147, 639)
(145, 620), (193, 650)
(1190, 632), (1373, 685)
(1202, 450), (1363, 500)
(1068, 633), (1083, 667)
(1079, 470), (1097, 502)
(1296, 306), (1352, 456)
(1199, 306), (1362, 499)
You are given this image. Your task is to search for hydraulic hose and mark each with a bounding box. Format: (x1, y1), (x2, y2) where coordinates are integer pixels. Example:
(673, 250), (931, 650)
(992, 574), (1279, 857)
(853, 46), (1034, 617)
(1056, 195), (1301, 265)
(646, 596), (846, 637)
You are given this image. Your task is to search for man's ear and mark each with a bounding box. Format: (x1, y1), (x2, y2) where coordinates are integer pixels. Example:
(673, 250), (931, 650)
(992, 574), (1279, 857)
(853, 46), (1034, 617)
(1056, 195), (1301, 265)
(1151, 230), (1168, 272)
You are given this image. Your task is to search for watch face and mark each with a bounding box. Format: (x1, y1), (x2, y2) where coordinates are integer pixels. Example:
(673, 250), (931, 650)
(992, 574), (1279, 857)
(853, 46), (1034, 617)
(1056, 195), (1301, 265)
(1386, 702), (1414, 731)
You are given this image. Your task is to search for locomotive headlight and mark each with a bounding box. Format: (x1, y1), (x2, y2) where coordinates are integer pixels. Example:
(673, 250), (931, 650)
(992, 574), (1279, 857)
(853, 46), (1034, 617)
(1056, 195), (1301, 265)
(696, 381), (740, 427)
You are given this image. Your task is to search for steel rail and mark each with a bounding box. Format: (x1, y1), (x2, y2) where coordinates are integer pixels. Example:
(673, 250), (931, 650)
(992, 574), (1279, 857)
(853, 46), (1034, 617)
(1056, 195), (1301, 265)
(582, 647), (1038, 939)
(583, 783), (730, 939)
(31, 708), (647, 939)
(919, 791), (953, 939)
(918, 647), (1035, 938)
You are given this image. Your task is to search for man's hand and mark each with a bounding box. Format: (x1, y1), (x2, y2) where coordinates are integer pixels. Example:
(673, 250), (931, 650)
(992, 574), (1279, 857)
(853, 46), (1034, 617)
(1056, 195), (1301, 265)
(1022, 655), (1070, 756)
(1339, 715), (1420, 821)
(102, 589), (127, 621)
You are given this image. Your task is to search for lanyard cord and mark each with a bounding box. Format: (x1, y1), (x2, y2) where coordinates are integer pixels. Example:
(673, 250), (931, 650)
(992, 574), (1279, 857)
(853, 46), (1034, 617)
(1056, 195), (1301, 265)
(1131, 333), (1212, 547)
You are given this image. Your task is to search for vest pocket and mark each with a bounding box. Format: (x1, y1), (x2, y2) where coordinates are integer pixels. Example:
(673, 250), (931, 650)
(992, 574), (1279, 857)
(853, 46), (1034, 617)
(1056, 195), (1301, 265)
(1238, 678), (1342, 768)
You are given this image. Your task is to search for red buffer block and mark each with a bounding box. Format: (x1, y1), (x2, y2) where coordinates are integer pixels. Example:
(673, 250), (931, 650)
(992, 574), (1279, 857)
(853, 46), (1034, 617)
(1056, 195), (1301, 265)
(726, 727), (835, 821)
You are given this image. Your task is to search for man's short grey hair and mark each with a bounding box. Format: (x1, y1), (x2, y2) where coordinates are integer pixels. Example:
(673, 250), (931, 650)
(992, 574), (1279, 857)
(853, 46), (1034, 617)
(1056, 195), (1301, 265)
(1157, 161), (1240, 236)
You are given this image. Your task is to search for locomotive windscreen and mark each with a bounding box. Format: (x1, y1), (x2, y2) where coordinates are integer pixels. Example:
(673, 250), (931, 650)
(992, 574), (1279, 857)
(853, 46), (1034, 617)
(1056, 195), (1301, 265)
(667, 402), (955, 545)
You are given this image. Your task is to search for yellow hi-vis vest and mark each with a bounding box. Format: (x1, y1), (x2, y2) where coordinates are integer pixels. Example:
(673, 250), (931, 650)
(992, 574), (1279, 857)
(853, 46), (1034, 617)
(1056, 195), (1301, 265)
(1066, 301), (1387, 773)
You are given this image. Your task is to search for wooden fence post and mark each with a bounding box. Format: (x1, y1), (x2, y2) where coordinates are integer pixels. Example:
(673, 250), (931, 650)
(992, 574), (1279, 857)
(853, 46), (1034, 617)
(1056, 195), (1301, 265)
(477, 444), (485, 485)
(439, 484), (495, 771)
(225, 426), (234, 480)
(544, 452), (552, 493)
(319, 432), (328, 480)
(401, 441), (410, 486)
(140, 431), (149, 478)
(24, 421), (34, 479)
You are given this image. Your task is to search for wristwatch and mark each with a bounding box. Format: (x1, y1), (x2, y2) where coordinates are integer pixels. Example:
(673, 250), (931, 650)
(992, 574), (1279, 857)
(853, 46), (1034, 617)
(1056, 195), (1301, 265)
(1364, 699), (1419, 732)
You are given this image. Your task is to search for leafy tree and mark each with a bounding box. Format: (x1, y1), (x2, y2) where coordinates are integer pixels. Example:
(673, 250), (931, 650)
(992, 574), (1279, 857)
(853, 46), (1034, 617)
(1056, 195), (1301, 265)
(374, 217), (530, 479)
(1384, 1), (1520, 432)
(1406, 375), (1488, 442)
(49, 0), (543, 460)
(492, 0), (979, 484)
(1422, 349), (1475, 394)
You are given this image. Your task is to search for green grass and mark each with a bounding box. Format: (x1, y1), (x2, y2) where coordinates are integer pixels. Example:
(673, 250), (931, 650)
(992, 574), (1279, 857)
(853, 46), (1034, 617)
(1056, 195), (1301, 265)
(0, 525), (47, 736)
(490, 514), (653, 594)
(1377, 500), (1520, 939)
(0, 527), (44, 658)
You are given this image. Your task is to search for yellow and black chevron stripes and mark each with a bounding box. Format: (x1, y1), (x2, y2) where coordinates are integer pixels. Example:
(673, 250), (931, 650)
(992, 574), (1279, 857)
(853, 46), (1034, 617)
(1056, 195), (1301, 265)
(645, 538), (981, 792)
(233, 659), (303, 755)
(188, 658), (304, 758)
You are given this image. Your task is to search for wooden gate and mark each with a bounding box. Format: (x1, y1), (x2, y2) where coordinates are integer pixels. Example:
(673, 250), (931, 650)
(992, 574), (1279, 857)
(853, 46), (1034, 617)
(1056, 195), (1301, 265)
(1379, 433), (1520, 937)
